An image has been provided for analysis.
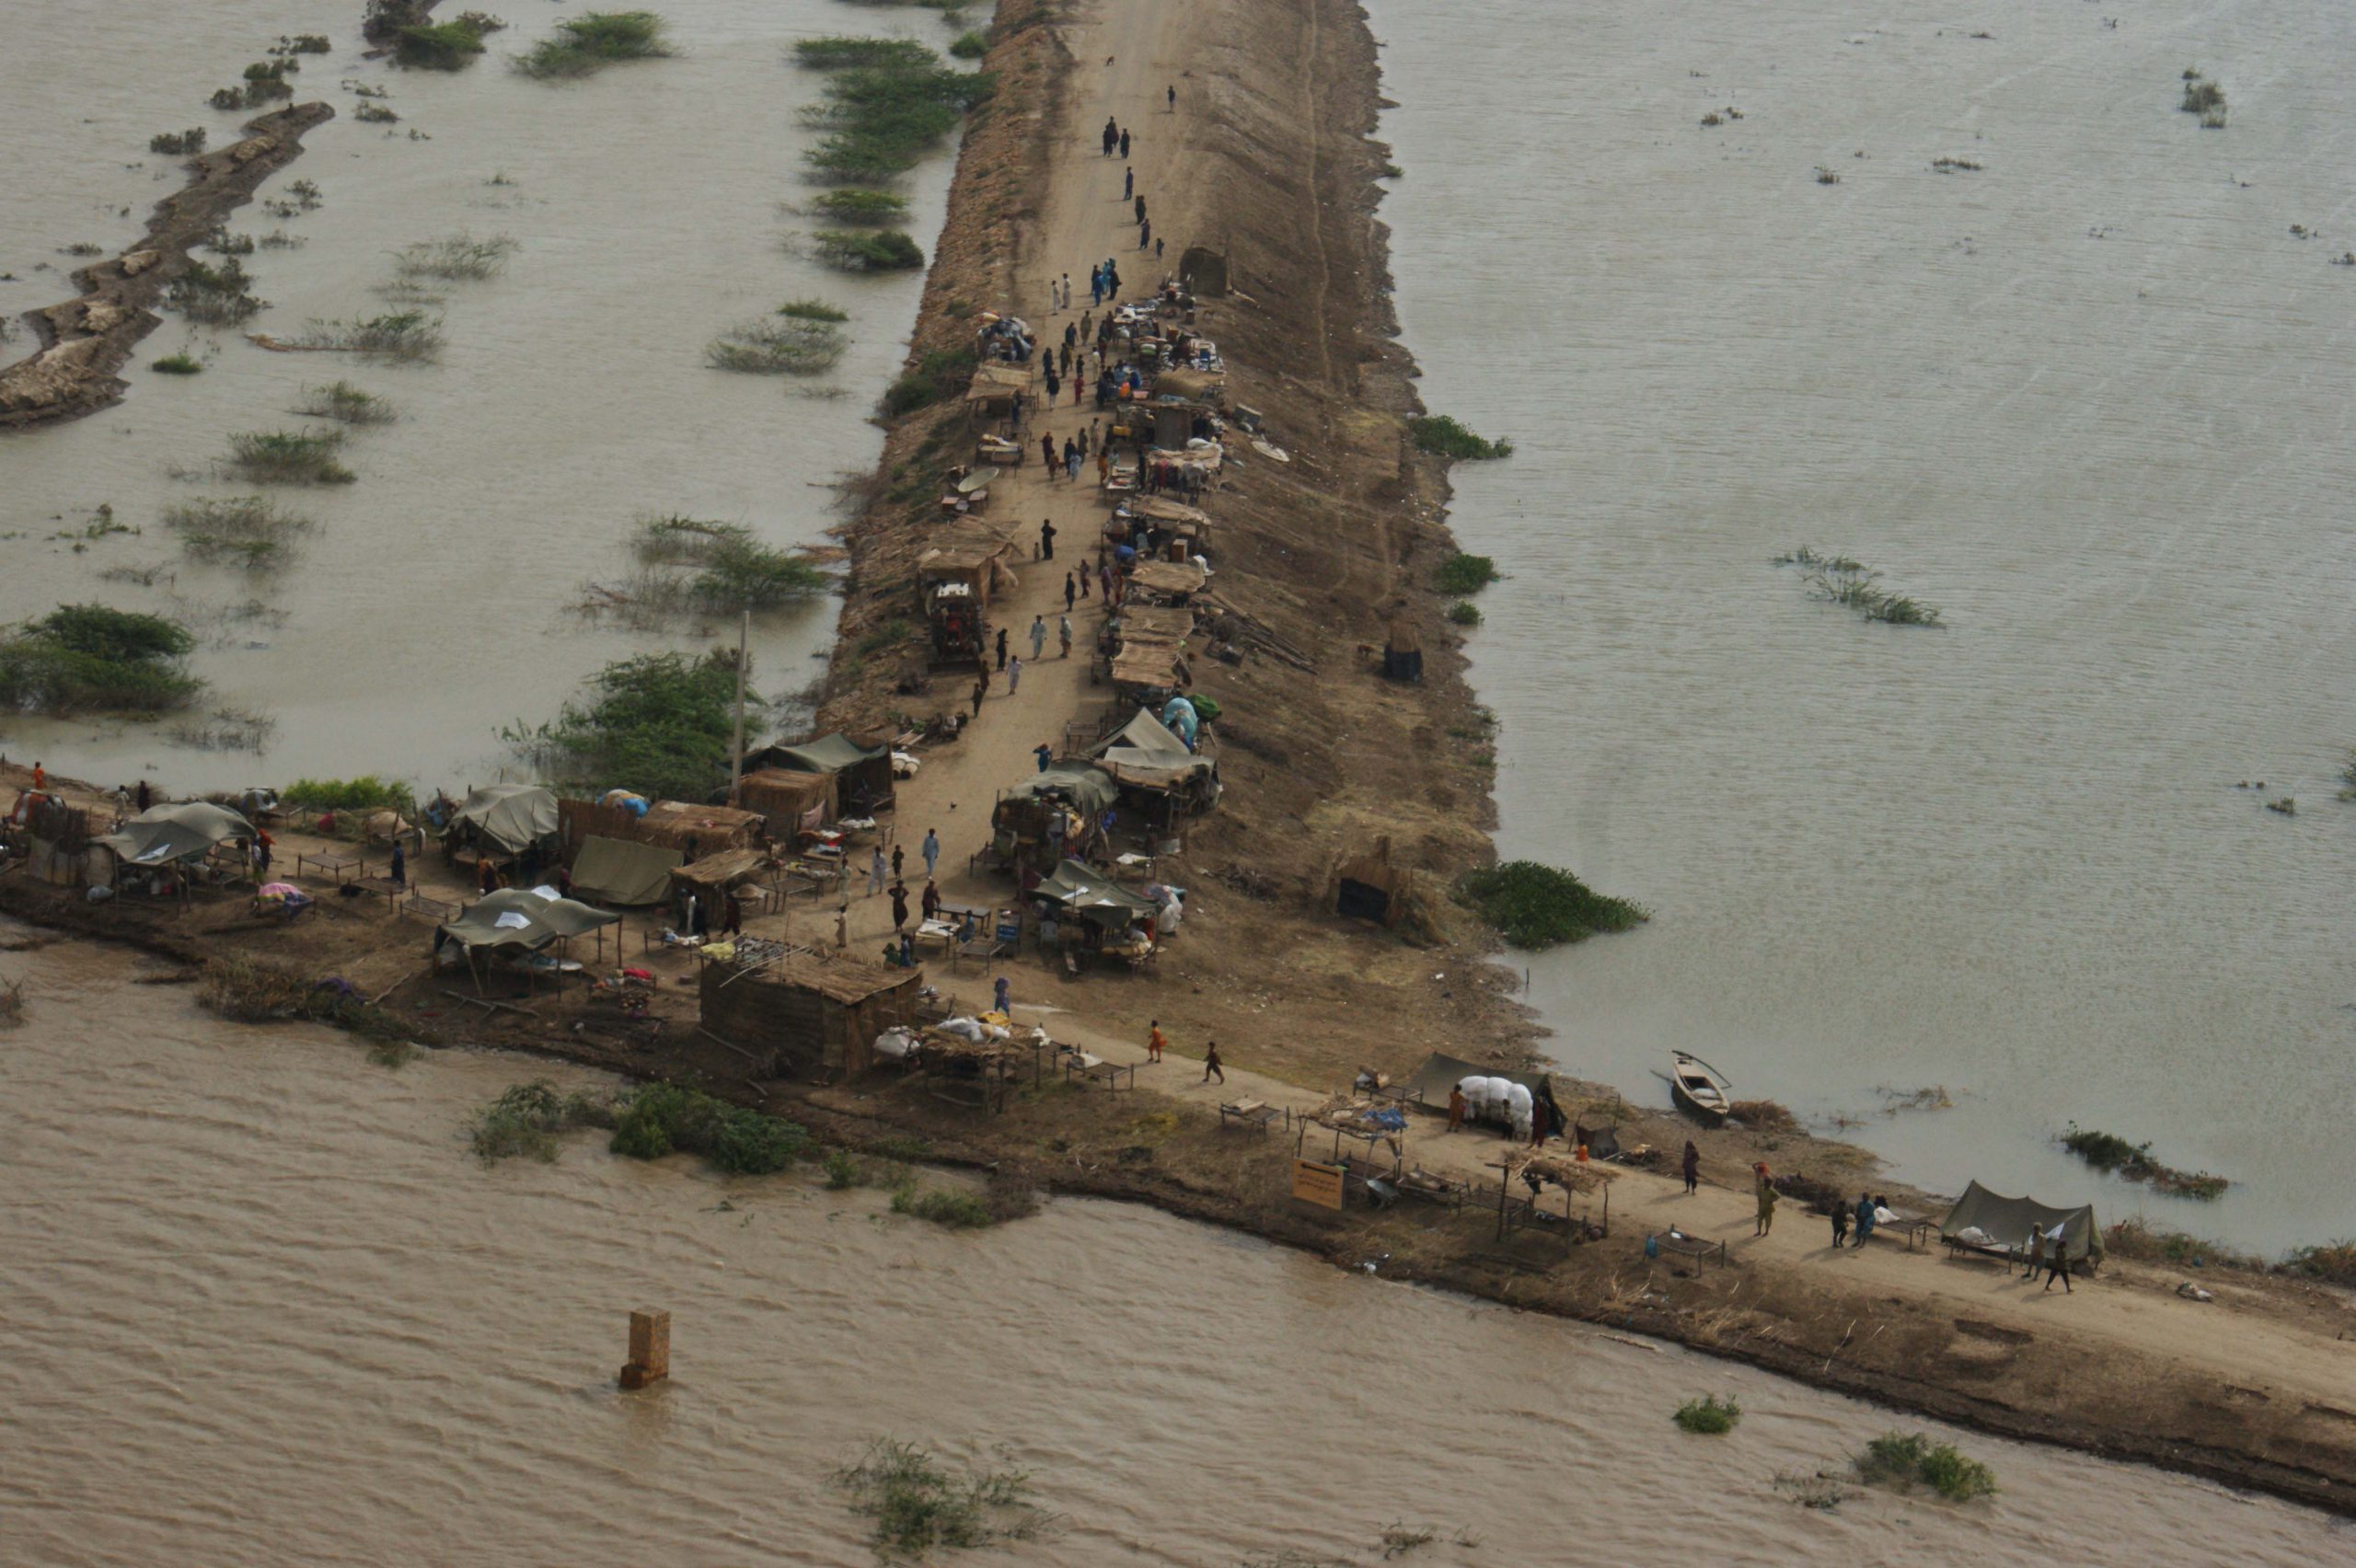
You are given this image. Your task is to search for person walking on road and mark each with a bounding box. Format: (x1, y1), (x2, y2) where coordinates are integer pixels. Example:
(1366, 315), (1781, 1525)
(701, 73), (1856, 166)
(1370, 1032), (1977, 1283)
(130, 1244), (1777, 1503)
(1033, 742), (1053, 773)
(995, 627), (1008, 670)
(1124, 166), (1135, 200)
(1058, 613), (1073, 659)
(1102, 116), (1117, 156)
(994, 974), (1011, 1014)
(970, 675), (987, 719)
(1008, 654), (1023, 695)
(2042, 1228), (2073, 1293)
(868, 846), (886, 895)
(921, 828), (940, 877)
(1753, 1165), (1778, 1237)
(1064, 571), (1077, 611)
(1065, 440), (1081, 479)
(1202, 1040), (1224, 1084)
(1139, 219), (1151, 251)
(888, 881), (908, 933)
(1040, 433), (1057, 475)
(1167, 82), (1176, 112)
(1029, 615), (1046, 660)
(1134, 194), (1147, 225)
(1119, 127), (1130, 158)
(1831, 1200), (1851, 1248)
(1680, 1140), (1700, 1194)
(1147, 1020), (1166, 1063)
(1852, 1191), (1877, 1249)
(1040, 518), (1057, 560)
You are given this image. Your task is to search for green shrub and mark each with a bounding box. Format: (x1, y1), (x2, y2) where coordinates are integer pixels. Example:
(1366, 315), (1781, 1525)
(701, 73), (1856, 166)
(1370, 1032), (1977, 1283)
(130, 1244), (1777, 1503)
(1855, 1433), (1995, 1501)
(798, 47), (991, 185)
(1672, 1394), (1741, 1435)
(891, 1183), (995, 1228)
(813, 228), (925, 271)
(514, 651), (743, 802)
(777, 296), (849, 322)
(471, 1080), (613, 1162)
(166, 257), (264, 325)
(883, 347), (978, 416)
(292, 312), (445, 363)
(1409, 414), (1512, 460)
(1435, 553), (1496, 594)
(606, 1082), (809, 1173)
(2060, 1124), (2145, 1172)
(281, 776), (414, 812)
(823, 1148), (861, 1188)
(1447, 601), (1481, 627)
(2281, 1241), (2356, 1287)
(1460, 860), (1648, 950)
(0, 605), (203, 714)
(791, 36), (935, 71)
(707, 317), (847, 374)
(515, 11), (674, 79)
(153, 352), (203, 375)
(806, 188), (909, 225)
(396, 20), (489, 69)
(150, 128), (208, 156)
(226, 429), (355, 485)
(950, 30), (987, 59)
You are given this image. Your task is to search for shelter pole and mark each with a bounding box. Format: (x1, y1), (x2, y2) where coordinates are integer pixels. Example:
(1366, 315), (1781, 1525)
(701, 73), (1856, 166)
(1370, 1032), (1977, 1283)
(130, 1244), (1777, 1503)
(1495, 1167), (1507, 1241)
(1601, 1182), (1610, 1239)
(729, 609), (750, 803)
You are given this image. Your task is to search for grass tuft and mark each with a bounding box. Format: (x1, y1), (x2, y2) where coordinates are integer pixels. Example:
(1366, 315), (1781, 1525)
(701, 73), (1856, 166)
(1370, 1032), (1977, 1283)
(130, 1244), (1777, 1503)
(291, 312), (445, 363)
(515, 11), (674, 79)
(294, 380), (398, 424)
(166, 258), (266, 325)
(813, 228), (925, 271)
(1460, 860), (1648, 950)
(1447, 601), (1481, 627)
(1434, 553), (1496, 594)
(777, 296), (850, 322)
(804, 187), (909, 225)
(883, 347), (979, 417)
(1854, 1433), (1996, 1501)
(397, 19), (489, 69)
(225, 429), (355, 486)
(1775, 552), (1942, 627)
(949, 29), (987, 59)
(833, 1438), (1053, 1556)
(153, 352), (204, 375)
(1409, 414), (1512, 460)
(472, 1080), (617, 1162)
(392, 232), (516, 282)
(1672, 1394), (1742, 1435)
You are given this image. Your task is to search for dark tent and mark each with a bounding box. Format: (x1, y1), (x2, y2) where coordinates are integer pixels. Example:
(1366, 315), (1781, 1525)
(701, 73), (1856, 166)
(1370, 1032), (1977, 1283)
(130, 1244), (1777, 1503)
(749, 733), (894, 814)
(568, 835), (682, 906)
(1940, 1181), (2102, 1264)
(1032, 858), (1161, 929)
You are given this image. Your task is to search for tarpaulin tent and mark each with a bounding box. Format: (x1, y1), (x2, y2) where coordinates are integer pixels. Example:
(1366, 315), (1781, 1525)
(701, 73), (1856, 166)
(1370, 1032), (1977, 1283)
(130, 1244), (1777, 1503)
(1088, 708), (1212, 790)
(568, 835), (682, 906)
(95, 801), (253, 865)
(436, 887), (619, 954)
(1940, 1181), (2102, 1264)
(752, 733), (895, 813)
(1032, 859), (1161, 929)
(1000, 763), (1117, 818)
(453, 784), (559, 856)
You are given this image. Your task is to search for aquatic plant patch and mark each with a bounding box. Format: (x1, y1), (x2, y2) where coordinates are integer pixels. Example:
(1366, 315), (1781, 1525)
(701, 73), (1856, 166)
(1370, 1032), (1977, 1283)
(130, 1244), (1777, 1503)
(1459, 860), (1648, 950)
(1672, 1394), (1742, 1435)
(514, 11), (674, 79)
(0, 605), (202, 715)
(225, 429), (354, 485)
(2060, 1123), (2228, 1200)
(707, 317), (848, 374)
(833, 1438), (1055, 1557)
(1408, 414), (1512, 460)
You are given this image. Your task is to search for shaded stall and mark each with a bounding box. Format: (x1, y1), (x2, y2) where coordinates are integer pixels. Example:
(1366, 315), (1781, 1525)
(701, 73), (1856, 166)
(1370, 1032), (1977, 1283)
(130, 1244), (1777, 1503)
(92, 801), (254, 897)
(567, 835), (683, 907)
(915, 541), (1011, 671)
(1088, 707), (1219, 824)
(749, 733), (895, 816)
(1031, 856), (1163, 969)
(1296, 1096), (1408, 1183)
(1496, 1147), (1617, 1249)
(1113, 495), (1213, 564)
(915, 1027), (1040, 1113)
(991, 767), (1116, 878)
(435, 887), (621, 991)
(670, 847), (777, 931)
(697, 949), (919, 1081)
(1127, 559), (1208, 605)
(559, 796), (761, 860)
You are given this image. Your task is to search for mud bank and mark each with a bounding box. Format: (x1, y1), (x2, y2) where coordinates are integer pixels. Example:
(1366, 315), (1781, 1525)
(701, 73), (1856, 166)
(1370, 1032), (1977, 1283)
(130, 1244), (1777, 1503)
(0, 100), (332, 430)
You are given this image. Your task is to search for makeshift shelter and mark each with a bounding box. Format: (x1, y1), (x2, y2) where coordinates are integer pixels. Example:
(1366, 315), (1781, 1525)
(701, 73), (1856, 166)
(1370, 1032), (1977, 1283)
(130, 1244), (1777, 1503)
(1334, 837), (1403, 927)
(1940, 1181), (2102, 1265)
(737, 768), (837, 840)
(452, 784), (559, 857)
(752, 733), (895, 815)
(95, 801), (253, 867)
(697, 950), (919, 1080)
(568, 835), (682, 907)
(1382, 617), (1423, 683)
(1087, 707), (1218, 824)
(559, 797), (760, 859)
(435, 888), (621, 989)
(672, 847), (772, 907)
(1128, 559), (1208, 605)
(964, 362), (1032, 415)
(1497, 1147), (1617, 1246)
(1032, 858), (1161, 933)
(917, 539), (1015, 671)
(993, 767), (1117, 872)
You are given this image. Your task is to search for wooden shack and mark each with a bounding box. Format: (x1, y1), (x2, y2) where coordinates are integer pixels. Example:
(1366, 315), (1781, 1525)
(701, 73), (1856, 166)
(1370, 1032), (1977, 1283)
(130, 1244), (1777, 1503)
(698, 951), (920, 1080)
(560, 798), (764, 859)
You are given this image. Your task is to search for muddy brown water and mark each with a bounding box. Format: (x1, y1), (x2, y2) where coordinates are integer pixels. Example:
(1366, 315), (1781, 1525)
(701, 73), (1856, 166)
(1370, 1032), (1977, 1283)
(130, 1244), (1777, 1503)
(0, 0), (956, 791)
(1369, 0), (2356, 1251)
(4, 930), (2350, 1563)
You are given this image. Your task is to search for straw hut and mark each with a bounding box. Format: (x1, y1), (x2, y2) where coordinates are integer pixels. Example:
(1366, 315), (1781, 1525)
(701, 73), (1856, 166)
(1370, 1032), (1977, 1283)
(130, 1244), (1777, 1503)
(1334, 836), (1403, 927)
(737, 768), (837, 841)
(697, 950), (920, 1080)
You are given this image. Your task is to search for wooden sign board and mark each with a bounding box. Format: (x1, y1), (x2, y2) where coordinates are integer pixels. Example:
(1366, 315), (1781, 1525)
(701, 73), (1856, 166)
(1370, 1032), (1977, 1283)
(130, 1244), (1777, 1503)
(1292, 1159), (1345, 1210)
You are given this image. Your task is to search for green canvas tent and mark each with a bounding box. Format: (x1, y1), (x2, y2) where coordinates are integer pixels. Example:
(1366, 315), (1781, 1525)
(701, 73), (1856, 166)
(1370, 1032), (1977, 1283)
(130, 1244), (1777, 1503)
(750, 733), (894, 813)
(95, 801), (253, 865)
(453, 783), (559, 856)
(436, 888), (619, 955)
(1032, 858), (1160, 929)
(1087, 707), (1212, 790)
(568, 835), (682, 906)
(1940, 1180), (2102, 1264)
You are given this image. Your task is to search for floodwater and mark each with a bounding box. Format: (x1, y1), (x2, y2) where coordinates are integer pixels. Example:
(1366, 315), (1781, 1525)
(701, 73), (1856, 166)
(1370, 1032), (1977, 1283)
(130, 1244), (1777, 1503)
(4, 931), (2348, 1565)
(0, 0), (959, 791)
(1369, 0), (2356, 1251)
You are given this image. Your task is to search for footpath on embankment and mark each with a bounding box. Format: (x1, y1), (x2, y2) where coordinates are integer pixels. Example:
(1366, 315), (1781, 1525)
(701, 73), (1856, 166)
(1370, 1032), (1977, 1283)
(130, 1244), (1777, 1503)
(6, 0), (2356, 1519)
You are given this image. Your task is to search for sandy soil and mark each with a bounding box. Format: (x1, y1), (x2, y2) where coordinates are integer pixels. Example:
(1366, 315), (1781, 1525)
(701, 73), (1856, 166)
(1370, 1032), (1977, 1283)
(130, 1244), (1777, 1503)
(7, 0), (2356, 1518)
